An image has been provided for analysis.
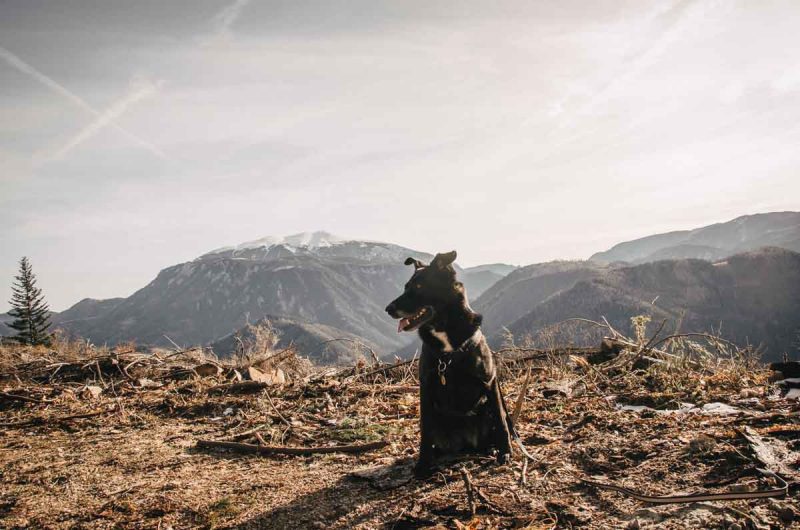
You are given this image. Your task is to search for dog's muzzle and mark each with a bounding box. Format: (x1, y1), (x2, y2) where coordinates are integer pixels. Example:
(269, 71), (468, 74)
(395, 306), (434, 333)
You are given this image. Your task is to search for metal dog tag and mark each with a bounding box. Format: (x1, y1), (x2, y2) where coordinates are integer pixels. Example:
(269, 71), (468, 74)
(437, 358), (449, 386)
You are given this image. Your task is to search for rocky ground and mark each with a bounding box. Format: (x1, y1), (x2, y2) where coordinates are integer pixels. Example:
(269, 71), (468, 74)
(0, 337), (798, 529)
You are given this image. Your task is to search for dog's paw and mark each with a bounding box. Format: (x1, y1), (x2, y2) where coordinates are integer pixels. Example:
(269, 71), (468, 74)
(495, 452), (512, 466)
(413, 462), (434, 479)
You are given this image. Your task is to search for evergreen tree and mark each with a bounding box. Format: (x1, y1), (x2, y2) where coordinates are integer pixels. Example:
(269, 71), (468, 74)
(7, 257), (52, 346)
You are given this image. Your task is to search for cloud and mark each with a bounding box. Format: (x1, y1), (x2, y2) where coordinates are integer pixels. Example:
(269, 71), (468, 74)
(0, 45), (171, 162)
(50, 78), (164, 160)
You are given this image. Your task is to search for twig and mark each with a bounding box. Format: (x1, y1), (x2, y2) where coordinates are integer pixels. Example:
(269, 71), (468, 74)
(351, 359), (416, 381)
(648, 333), (741, 352)
(163, 335), (184, 352)
(231, 424), (269, 441)
(0, 391), (52, 404)
(0, 409), (106, 428)
(511, 366), (531, 425)
(95, 359), (106, 387)
(195, 438), (388, 456)
(520, 455), (529, 486)
(263, 390), (291, 427)
(252, 346), (296, 367)
(316, 338), (380, 367)
(460, 466), (477, 516)
(640, 319), (667, 353)
(601, 316), (623, 339)
(474, 486), (507, 514)
(208, 381), (269, 394)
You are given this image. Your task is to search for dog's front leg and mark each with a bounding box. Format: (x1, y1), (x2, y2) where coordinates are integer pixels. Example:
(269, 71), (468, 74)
(415, 352), (436, 478)
(487, 378), (513, 464)
(415, 389), (436, 477)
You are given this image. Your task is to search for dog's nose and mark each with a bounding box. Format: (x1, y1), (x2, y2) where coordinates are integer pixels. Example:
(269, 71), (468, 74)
(385, 302), (396, 315)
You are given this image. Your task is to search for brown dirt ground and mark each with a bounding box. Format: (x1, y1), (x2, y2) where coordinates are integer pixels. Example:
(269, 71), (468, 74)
(1, 350), (798, 529)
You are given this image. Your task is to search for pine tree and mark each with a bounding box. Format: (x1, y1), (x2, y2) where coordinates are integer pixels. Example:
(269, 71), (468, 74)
(7, 257), (52, 346)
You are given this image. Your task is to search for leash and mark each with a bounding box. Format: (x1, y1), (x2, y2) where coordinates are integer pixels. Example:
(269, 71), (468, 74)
(580, 469), (788, 504)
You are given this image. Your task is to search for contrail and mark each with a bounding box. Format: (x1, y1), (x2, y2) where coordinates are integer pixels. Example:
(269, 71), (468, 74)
(0, 46), (171, 161)
(52, 79), (164, 160)
(575, 0), (709, 118)
(211, 0), (251, 41)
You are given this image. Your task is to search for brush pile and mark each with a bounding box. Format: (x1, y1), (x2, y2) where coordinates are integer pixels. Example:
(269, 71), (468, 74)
(1, 320), (798, 529)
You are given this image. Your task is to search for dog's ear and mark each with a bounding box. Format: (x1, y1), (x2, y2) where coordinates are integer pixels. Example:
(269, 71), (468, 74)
(431, 251), (457, 269)
(404, 257), (426, 269)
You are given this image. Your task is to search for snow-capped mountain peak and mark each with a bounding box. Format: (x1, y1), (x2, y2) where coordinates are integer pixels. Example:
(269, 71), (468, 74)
(207, 231), (345, 255)
(200, 231), (430, 264)
(281, 231), (345, 248)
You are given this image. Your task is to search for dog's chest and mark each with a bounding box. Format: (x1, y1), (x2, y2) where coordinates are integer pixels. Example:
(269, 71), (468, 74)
(427, 329), (454, 352)
(421, 342), (491, 417)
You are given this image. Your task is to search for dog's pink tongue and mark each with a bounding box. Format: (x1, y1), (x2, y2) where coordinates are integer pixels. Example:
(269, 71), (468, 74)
(398, 318), (410, 333)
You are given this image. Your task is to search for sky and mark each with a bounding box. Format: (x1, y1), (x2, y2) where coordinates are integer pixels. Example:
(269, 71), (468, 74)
(2, 0), (800, 311)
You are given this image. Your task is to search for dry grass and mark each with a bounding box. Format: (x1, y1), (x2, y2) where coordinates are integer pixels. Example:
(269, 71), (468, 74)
(1, 325), (798, 529)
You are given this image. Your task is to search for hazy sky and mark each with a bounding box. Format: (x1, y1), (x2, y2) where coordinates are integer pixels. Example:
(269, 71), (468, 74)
(2, 0), (800, 311)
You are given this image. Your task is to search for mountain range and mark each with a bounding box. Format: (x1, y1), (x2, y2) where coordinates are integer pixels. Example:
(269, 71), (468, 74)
(590, 211), (800, 264)
(32, 232), (513, 361)
(3, 213), (799, 362)
(480, 248), (800, 358)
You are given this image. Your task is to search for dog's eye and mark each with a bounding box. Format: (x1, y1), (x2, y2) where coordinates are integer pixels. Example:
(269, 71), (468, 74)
(415, 283), (422, 290)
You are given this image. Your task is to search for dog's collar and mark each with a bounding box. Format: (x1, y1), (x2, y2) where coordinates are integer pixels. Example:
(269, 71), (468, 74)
(427, 327), (482, 355)
(433, 328), (488, 387)
(454, 328), (483, 353)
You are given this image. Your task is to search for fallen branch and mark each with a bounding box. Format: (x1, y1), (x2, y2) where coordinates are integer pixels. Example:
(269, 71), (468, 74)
(208, 381), (269, 394)
(0, 410), (106, 428)
(580, 471), (788, 504)
(0, 391), (52, 404)
(196, 438), (388, 456)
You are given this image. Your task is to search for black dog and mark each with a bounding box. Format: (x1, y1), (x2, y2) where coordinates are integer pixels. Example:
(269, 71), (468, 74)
(386, 251), (516, 478)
